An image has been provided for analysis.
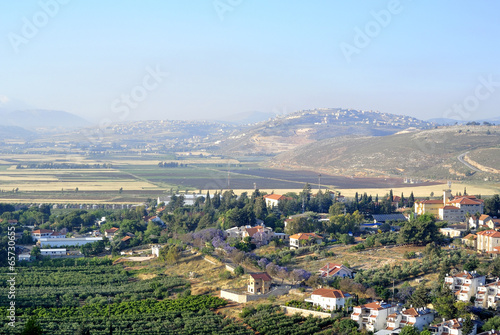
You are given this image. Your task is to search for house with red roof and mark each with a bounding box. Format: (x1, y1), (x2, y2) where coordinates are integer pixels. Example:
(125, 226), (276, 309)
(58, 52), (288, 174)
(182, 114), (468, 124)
(289, 232), (322, 249)
(475, 280), (500, 309)
(415, 192), (484, 223)
(477, 229), (500, 252)
(385, 307), (434, 332)
(248, 272), (272, 294)
(461, 233), (477, 248)
(428, 318), (476, 335)
(305, 288), (351, 311)
(31, 229), (66, 241)
(351, 301), (398, 332)
(105, 227), (119, 238)
(318, 263), (354, 278)
(445, 270), (485, 302)
(263, 194), (291, 208)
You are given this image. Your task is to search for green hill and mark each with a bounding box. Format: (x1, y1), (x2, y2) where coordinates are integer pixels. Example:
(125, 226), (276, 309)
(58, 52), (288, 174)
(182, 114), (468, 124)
(272, 125), (500, 181)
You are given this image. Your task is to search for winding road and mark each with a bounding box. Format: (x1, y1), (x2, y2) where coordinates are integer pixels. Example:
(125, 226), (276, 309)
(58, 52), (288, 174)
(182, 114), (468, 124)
(457, 152), (481, 172)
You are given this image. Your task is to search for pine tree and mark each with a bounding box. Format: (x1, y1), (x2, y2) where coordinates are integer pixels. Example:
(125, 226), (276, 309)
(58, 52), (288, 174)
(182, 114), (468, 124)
(408, 192), (415, 208)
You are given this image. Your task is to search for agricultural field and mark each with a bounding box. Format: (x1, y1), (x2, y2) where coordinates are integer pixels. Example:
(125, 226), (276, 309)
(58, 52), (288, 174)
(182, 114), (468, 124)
(0, 152), (497, 204)
(0, 257), (252, 335)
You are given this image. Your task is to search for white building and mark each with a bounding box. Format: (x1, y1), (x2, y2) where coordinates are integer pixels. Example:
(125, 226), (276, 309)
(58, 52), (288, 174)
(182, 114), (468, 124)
(289, 233), (322, 249)
(318, 263), (354, 278)
(39, 237), (102, 247)
(263, 194), (290, 207)
(151, 245), (161, 258)
(31, 229), (66, 241)
(476, 230), (500, 253)
(384, 308), (434, 332)
(305, 288), (351, 311)
(445, 271), (485, 302)
(40, 249), (66, 257)
(476, 280), (500, 309)
(351, 301), (398, 332)
(428, 318), (477, 335)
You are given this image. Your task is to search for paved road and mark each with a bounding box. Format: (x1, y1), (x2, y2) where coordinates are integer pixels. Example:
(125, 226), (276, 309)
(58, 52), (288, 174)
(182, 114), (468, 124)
(457, 152), (482, 172)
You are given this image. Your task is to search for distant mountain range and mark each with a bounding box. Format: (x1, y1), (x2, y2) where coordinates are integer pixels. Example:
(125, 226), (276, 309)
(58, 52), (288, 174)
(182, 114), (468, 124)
(0, 109), (91, 131)
(428, 117), (499, 125)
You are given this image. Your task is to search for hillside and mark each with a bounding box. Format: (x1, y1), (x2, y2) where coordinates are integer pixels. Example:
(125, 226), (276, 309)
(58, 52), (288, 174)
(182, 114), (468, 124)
(0, 109), (91, 131)
(272, 125), (500, 181)
(217, 108), (433, 156)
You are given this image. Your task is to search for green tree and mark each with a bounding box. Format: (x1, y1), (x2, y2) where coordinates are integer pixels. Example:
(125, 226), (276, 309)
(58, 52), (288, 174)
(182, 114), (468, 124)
(408, 284), (429, 308)
(400, 325), (419, 335)
(21, 317), (43, 335)
(234, 265), (244, 276)
(483, 315), (500, 332)
(30, 246), (41, 260)
(462, 315), (474, 335)
(433, 287), (457, 319)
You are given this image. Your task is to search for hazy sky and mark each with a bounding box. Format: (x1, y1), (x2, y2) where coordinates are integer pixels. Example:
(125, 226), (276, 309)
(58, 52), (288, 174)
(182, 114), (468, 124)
(1, 1), (499, 123)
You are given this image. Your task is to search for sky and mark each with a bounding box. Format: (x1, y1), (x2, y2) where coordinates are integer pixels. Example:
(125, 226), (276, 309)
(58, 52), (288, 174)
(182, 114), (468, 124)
(0, 0), (499, 124)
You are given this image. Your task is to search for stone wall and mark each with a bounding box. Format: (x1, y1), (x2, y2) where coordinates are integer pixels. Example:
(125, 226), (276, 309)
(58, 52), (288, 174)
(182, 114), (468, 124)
(280, 306), (334, 319)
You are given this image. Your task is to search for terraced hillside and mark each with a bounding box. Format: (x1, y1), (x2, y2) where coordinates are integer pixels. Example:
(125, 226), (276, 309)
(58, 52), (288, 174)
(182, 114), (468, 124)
(272, 125), (500, 181)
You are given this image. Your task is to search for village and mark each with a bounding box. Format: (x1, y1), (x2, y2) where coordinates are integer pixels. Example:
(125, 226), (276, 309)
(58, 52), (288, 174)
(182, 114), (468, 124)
(7, 185), (500, 335)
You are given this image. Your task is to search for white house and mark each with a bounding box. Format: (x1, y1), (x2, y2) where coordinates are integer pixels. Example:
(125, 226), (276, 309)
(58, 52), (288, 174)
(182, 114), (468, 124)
(31, 229), (66, 241)
(445, 270), (485, 302)
(476, 230), (500, 253)
(476, 280), (500, 309)
(289, 233), (322, 249)
(305, 288), (351, 311)
(384, 308), (434, 332)
(428, 318), (477, 335)
(263, 194), (289, 207)
(40, 249), (66, 257)
(318, 263), (354, 278)
(351, 301), (398, 332)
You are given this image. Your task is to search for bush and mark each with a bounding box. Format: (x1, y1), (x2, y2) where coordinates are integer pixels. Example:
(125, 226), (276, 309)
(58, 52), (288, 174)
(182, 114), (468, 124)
(234, 265), (244, 276)
(219, 271), (232, 280)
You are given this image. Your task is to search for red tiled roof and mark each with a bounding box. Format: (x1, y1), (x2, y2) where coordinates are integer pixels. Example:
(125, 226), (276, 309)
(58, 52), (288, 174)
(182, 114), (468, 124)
(264, 194), (286, 201)
(360, 302), (385, 310)
(289, 232), (322, 240)
(245, 226), (264, 237)
(477, 230), (500, 238)
(249, 272), (272, 281)
(105, 227), (119, 233)
(121, 236), (132, 242)
(311, 288), (349, 299)
(402, 308), (419, 317)
(32, 229), (54, 234)
(449, 197), (483, 205)
(463, 234), (477, 240)
(441, 206), (460, 210)
(480, 214), (491, 220)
